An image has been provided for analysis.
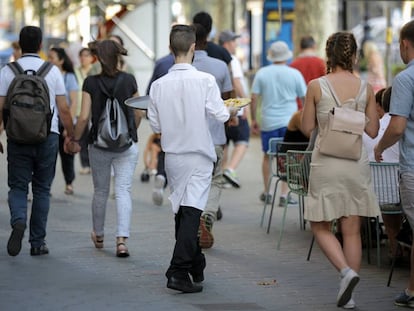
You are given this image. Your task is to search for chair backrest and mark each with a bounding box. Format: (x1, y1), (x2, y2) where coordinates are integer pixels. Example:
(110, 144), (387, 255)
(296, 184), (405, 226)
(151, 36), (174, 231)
(369, 162), (401, 213)
(286, 150), (313, 196)
(275, 141), (309, 180)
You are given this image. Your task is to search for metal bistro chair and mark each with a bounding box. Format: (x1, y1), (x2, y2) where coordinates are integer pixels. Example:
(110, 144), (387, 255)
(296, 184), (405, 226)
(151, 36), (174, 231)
(260, 137), (283, 229)
(261, 139), (309, 234)
(369, 162), (405, 283)
(370, 162), (402, 269)
(276, 150), (312, 250)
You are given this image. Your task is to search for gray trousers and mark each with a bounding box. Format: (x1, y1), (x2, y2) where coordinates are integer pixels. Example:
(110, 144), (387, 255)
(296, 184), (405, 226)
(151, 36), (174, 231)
(203, 145), (226, 222)
(89, 144), (139, 237)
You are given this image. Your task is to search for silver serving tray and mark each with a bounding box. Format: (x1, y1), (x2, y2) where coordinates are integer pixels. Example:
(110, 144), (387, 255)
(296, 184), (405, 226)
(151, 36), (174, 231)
(125, 95), (151, 110)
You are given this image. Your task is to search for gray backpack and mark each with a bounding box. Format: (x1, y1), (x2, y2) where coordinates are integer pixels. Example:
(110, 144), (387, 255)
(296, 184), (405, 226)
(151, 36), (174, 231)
(4, 61), (53, 144)
(94, 74), (132, 152)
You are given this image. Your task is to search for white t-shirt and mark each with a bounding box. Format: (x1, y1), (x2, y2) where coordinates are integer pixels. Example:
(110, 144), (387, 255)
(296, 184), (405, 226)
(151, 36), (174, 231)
(0, 54), (66, 134)
(230, 55), (248, 116)
(363, 113), (399, 162)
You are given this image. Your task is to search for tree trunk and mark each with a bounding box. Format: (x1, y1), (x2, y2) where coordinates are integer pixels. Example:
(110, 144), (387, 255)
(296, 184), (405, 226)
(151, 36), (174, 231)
(293, 0), (338, 58)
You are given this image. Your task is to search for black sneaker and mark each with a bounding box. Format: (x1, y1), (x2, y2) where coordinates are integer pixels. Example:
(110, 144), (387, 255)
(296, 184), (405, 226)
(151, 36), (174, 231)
(7, 222), (26, 256)
(395, 290), (414, 308)
(30, 244), (49, 256)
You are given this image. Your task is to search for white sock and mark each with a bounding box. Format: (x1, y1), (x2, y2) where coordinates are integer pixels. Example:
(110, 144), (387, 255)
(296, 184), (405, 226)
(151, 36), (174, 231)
(340, 267), (351, 278)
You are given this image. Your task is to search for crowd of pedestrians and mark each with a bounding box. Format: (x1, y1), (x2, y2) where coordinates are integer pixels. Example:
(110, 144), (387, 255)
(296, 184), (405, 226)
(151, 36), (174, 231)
(1, 14), (414, 310)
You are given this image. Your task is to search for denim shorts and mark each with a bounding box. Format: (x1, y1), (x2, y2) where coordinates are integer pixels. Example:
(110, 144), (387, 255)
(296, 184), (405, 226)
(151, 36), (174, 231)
(260, 127), (287, 152)
(226, 117), (250, 145)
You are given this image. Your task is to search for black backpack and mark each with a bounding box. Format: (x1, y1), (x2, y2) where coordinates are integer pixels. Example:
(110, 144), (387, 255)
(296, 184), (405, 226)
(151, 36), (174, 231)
(3, 61), (53, 144)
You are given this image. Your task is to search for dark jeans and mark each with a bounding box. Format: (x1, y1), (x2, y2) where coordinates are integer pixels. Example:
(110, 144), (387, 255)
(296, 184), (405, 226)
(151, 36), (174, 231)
(166, 206), (205, 280)
(7, 133), (59, 247)
(58, 133), (75, 185)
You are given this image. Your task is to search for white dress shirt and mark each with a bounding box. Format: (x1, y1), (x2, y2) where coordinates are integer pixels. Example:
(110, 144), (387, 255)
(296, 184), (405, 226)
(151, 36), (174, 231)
(148, 63), (230, 162)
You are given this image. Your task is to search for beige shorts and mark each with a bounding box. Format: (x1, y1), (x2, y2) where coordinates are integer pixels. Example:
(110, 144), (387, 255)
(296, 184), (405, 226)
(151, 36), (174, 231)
(400, 171), (414, 229)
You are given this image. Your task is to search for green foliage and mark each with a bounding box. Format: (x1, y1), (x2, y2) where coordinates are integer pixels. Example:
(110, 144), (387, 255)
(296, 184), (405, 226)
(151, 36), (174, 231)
(31, 0), (83, 18)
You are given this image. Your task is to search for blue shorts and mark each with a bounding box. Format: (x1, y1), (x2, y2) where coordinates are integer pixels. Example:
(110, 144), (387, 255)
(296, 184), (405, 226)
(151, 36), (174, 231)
(226, 117), (250, 145)
(261, 127), (287, 152)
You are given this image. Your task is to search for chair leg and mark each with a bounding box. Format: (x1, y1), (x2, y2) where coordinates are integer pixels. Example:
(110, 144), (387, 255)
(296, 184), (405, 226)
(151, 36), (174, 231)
(277, 191), (291, 249)
(266, 179), (280, 234)
(298, 195), (305, 231)
(261, 175), (276, 227)
(365, 217), (371, 265)
(307, 235), (315, 261)
(376, 216), (381, 268)
(387, 243), (402, 287)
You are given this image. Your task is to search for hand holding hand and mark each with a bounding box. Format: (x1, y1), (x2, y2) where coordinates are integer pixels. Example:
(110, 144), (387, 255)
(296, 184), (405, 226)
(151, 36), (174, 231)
(64, 136), (81, 155)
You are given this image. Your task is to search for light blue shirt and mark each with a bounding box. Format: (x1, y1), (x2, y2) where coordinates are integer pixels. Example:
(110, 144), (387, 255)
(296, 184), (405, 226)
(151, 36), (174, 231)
(389, 60), (414, 172)
(193, 50), (232, 145)
(251, 64), (306, 131)
(63, 72), (79, 106)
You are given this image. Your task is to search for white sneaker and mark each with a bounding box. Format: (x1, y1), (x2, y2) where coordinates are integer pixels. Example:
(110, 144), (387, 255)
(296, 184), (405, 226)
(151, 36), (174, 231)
(152, 175), (165, 206)
(342, 297), (356, 309)
(337, 269), (359, 307)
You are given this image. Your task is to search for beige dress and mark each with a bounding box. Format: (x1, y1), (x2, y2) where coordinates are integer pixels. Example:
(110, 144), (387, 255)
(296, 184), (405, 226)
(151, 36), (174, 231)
(304, 77), (380, 222)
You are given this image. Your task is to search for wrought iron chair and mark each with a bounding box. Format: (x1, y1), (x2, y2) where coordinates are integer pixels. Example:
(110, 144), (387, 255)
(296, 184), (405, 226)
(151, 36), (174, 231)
(261, 140), (309, 235)
(370, 162), (402, 269)
(275, 150), (312, 249)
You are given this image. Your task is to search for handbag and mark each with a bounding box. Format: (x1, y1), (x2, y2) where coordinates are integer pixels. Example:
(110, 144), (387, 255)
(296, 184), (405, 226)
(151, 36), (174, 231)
(94, 74), (132, 152)
(318, 77), (366, 160)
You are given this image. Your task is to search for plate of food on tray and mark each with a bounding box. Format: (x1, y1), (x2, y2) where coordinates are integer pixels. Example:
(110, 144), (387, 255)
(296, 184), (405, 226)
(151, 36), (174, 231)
(223, 98), (251, 108)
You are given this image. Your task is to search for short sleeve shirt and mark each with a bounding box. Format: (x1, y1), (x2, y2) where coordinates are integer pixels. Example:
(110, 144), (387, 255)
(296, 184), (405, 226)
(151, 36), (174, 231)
(193, 50), (232, 145)
(63, 72), (79, 106)
(251, 64), (307, 131)
(389, 60), (414, 172)
(83, 72), (138, 143)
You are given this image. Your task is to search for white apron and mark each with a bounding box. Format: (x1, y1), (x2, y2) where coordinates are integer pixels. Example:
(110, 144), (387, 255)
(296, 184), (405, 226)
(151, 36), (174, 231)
(165, 153), (214, 214)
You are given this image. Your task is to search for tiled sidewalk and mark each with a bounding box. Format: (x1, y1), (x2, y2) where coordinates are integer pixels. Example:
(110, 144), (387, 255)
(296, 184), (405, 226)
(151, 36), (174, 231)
(0, 121), (408, 311)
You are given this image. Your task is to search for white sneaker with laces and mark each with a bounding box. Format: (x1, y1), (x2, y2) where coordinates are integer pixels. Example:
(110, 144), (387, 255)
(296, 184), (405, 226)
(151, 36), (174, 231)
(337, 269), (359, 307)
(152, 175), (165, 206)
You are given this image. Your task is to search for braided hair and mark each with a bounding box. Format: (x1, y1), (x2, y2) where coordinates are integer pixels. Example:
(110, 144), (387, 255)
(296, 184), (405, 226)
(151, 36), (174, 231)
(325, 32), (357, 74)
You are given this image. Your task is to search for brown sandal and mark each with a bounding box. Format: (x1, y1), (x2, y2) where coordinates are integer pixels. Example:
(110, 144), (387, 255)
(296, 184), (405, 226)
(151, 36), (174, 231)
(116, 242), (130, 258)
(91, 232), (104, 249)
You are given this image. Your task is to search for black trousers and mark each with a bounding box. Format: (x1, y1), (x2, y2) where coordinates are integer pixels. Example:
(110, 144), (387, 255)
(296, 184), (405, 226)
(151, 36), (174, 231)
(166, 206), (205, 279)
(58, 134), (75, 185)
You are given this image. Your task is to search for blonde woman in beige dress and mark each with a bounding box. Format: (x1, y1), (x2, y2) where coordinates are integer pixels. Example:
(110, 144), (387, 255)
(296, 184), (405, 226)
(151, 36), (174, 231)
(301, 32), (379, 309)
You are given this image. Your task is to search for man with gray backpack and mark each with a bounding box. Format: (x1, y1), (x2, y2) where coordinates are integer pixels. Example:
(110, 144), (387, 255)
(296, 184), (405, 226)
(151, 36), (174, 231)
(0, 26), (76, 257)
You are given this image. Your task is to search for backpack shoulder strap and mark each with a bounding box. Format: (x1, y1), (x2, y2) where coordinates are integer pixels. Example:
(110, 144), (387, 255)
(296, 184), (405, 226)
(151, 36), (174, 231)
(37, 61), (53, 78)
(323, 76), (342, 107)
(98, 73), (125, 98)
(112, 73), (124, 96)
(97, 78), (112, 98)
(355, 80), (367, 102)
(7, 62), (24, 76)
